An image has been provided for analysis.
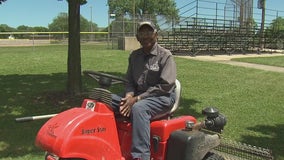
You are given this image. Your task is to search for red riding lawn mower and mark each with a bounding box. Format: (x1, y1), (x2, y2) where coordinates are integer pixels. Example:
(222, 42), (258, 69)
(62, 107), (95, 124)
(16, 71), (274, 160)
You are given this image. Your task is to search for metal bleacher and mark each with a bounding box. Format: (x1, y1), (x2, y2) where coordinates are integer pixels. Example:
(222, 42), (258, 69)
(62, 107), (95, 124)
(157, 0), (284, 56)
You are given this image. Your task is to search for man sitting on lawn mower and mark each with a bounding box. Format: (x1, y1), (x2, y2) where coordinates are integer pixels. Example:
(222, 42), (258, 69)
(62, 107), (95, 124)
(111, 21), (177, 160)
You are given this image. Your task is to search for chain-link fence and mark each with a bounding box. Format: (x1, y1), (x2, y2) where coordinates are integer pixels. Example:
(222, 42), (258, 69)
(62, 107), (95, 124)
(0, 32), (109, 47)
(1, 0), (283, 54)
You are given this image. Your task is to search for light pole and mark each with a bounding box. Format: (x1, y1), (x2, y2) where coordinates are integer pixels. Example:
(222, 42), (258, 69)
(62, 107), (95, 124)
(108, 0), (111, 48)
(90, 6), (93, 32)
(90, 6), (93, 41)
(133, 0), (136, 36)
(108, 1), (115, 49)
(258, 0), (265, 51)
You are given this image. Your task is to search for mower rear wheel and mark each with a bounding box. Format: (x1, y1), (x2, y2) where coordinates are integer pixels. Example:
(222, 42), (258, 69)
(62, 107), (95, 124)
(203, 152), (225, 160)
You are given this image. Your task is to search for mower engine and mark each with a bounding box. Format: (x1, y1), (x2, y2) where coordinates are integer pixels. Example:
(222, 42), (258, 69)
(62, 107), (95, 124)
(165, 107), (227, 160)
(202, 107), (227, 133)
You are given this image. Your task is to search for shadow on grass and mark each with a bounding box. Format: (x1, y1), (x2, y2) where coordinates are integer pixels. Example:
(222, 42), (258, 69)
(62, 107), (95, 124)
(175, 98), (203, 118)
(0, 71), (125, 159)
(241, 124), (284, 159)
(0, 73), (74, 158)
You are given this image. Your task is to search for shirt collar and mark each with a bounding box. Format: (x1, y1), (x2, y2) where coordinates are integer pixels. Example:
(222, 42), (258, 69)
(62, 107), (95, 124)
(149, 42), (158, 56)
(141, 42), (158, 56)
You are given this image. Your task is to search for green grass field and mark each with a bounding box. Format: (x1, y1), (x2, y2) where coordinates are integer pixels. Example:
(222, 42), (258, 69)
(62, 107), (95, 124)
(232, 55), (284, 67)
(0, 44), (283, 160)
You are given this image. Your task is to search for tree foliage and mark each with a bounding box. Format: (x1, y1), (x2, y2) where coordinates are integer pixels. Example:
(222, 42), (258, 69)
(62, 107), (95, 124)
(16, 25), (48, 32)
(0, 0), (6, 4)
(0, 24), (15, 38)
(0, 24), (16, 32)
(268, 17), (284, 32)
(108, 0), (179, 23)
(48, 12), (97, 32)
(48, 12), (69, 32)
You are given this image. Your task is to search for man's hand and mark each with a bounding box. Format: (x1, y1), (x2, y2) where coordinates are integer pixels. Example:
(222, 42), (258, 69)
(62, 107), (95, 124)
(119, 96), (138, 117)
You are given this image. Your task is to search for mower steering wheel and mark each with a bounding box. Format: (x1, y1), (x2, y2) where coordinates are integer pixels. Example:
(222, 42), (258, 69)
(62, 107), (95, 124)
(83, 70), (128, 88)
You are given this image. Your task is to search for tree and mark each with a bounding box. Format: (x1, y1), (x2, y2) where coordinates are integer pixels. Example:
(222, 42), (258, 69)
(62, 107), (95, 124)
(266, 16), (284, 44)
(33, 26), (49, 32)
(16, 25), (48, 32)
(48, 12), (96, 31)
(268, 17), (284, 32)
(108, 0), (179, 23)
(0, 24), (15, 32)
(0, 24), (15, 38)
(0, 0), (86, 95)
(0, 0), (6, 4)
(49, 12), (69, 32)
(49, 12), (97, 32)
(49, 12), (98, 40)
(66, 0), (87, 95)
(17, 25), (33, 32)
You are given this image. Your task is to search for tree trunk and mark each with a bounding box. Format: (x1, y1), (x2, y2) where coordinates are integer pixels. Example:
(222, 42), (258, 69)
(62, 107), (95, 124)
(67, 0), (82, 95)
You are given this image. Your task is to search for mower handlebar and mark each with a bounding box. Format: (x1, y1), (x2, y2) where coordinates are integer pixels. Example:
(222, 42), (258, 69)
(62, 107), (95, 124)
(15, 116), (34, 122)
(15, 114), (58, 122)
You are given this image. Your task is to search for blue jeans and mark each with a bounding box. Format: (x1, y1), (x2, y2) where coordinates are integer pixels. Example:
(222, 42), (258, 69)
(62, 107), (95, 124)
(111, 92), (176, 160)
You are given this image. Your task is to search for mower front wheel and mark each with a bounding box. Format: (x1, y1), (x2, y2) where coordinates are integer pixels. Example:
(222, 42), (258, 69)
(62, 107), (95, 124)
(59, 158), (85, 160)
(203, 152), (225, 160)
(45, 152), (86, 160)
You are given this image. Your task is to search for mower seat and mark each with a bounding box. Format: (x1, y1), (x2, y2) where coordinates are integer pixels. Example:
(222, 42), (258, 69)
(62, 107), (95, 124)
(151, 79), (181, 120)
(170, 79), (181, 115)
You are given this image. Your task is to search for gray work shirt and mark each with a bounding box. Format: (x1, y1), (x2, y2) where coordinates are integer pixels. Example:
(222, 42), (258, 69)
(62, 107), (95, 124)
(125, 42), (177, 99)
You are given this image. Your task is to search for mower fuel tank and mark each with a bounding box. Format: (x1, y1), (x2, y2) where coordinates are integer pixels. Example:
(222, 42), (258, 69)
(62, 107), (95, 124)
(166, 130), (220, 160)
(35, 99), (124, 160)
(116, 115), (197, 160)
(150, 116), (197, 160)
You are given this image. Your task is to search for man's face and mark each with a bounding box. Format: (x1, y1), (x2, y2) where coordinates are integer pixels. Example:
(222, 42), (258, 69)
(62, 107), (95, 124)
(136, 25), (157, 50)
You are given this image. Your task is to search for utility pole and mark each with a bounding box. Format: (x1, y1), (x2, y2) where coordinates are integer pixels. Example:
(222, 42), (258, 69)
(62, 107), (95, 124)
(108, 0), (110, 48)
(90, 6), (93, 41)
(90, 6), (93, 32)
(133, 0), (136, 36)
(258, 0), (265, 51)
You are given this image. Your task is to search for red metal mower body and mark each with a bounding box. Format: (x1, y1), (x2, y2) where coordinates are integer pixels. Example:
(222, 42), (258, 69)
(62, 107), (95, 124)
(35, 99), (197, 160)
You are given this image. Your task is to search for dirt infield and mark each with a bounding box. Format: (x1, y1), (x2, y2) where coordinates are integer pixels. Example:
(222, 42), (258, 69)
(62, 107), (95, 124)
(0, 39), (51, 46)
(178, 53), (284, 73)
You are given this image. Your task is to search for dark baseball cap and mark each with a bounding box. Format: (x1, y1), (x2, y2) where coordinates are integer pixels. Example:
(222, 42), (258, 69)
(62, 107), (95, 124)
(137, 21), (157, 32)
